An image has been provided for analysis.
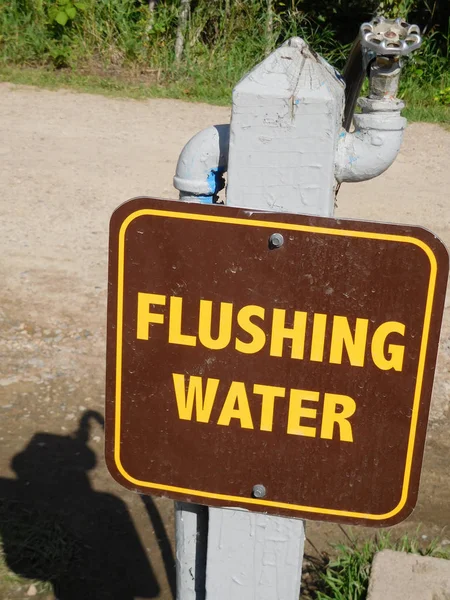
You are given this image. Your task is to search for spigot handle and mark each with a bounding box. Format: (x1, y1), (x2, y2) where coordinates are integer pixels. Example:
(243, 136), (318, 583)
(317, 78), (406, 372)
(360, 17), (422, 56)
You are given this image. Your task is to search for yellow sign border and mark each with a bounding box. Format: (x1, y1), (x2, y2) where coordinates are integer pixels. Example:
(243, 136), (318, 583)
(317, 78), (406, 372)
(113, 207), (438, 521)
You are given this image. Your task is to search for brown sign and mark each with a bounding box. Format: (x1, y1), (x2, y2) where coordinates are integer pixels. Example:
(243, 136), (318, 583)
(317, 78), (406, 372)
(105, 197), (448, 526)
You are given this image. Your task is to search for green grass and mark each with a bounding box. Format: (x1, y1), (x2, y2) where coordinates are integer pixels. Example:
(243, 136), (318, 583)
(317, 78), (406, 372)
(0, 64), (186, 101)
(0, 63), (235, 104)
(0, 0), (449, 120)
(0, 499), (82, 596)
(0, 501), (83, 599)
(402, 88), (450, 123)
(308, 532), (450, 600)
(0, 559), (51, 599)
(1, 64), (449, 125)
(400, 72), (450, 123)
(0, 501), (81, 598)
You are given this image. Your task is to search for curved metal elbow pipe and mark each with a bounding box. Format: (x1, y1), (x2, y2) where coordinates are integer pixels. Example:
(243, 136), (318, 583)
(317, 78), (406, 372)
(335, 100), (406, 183)
(173, 124), (230, 203)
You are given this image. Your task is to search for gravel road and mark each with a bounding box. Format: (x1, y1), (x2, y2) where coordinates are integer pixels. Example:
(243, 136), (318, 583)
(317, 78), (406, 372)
(0, 82), (449, 599)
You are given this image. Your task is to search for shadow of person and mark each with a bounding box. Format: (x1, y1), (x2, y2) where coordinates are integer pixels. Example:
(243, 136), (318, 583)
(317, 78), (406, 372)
(0, 410), (162, 600)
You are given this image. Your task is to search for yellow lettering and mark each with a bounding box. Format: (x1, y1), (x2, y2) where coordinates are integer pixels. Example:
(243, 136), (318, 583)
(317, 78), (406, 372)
(329, 316), (368, 367)
(198, 300), (233, 350)
(172, 373), (219, 423)
(217, 381), (254, 429)
(253, 384), (285, 432)
(168, 296), (197, 346)
(136, 292), (166, 340)
(270, 309), (307, 359)
(310, 313), (327, 362)
(321, 393), (356, 442)
(236, 305), (266, 354)
(371, 321), (405, 371)
(287, 389), (319, 437)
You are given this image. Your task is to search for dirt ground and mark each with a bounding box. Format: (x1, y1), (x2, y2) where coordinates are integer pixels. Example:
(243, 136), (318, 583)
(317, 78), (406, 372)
(0, 82), (449, 599)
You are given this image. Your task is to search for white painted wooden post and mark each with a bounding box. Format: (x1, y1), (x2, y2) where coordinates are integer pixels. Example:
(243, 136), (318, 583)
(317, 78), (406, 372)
(175, 502), (207, 600)
(201, 36), (346, 600)
(205, 509), (304, 599)
(174, 32), (408, 599)
(173, 36), (343, 600)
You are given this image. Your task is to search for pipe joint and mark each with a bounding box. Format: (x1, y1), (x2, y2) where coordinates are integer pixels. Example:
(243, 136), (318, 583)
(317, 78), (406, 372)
(173, 124), (230, 204)
(335, 97), (406, 183)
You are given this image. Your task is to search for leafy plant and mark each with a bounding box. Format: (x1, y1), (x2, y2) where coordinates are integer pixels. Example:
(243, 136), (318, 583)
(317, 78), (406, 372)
(47, 38), (73, 68)
(48, 0), (87, 27)
(435, 87), (450, 105)
(377, 0), (417, 18)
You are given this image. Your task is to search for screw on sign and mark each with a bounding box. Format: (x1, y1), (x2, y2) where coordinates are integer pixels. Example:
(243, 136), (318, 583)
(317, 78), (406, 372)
(252, 485), (266, 499)
(269, 233), (284, 249)
(105, 17), (446, 600)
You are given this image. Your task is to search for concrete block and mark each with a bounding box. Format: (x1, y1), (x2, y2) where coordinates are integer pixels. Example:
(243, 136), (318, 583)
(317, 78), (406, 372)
(367, 549), (450, 600)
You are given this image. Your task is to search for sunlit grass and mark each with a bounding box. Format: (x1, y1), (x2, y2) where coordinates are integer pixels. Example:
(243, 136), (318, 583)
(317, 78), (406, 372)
(312, 531), (450, 600)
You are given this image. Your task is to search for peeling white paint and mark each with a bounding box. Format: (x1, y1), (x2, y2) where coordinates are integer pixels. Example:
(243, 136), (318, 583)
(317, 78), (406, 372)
(335, 100), (406, 182)
(205, 508), (304, 600)
(176, 502), (207, 600)
(226, 37), (345, 216)
(173, 124), (230, 202)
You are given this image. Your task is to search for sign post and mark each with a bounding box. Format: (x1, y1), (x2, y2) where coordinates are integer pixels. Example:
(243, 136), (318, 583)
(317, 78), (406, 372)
(106, 18), (446, 600)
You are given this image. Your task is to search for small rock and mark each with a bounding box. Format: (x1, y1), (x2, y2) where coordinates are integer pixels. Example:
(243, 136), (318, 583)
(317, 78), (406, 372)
(27, 583), (37, 596)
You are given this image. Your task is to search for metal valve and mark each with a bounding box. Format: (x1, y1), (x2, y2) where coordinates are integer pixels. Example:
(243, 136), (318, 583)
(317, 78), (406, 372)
(342, 15), (423, 130)
(360, 16), (422, 56)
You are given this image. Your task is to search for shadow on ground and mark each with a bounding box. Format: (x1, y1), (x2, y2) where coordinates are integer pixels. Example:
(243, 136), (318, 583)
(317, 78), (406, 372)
(0, 410), (176, 600)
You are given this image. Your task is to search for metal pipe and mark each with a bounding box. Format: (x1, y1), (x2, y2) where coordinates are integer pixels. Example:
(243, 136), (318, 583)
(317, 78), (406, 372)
(337, 16), (422, 184)
(173, 124), (230, 204)
(342, 16), (422, 132)
(335, 97), (406, 183)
